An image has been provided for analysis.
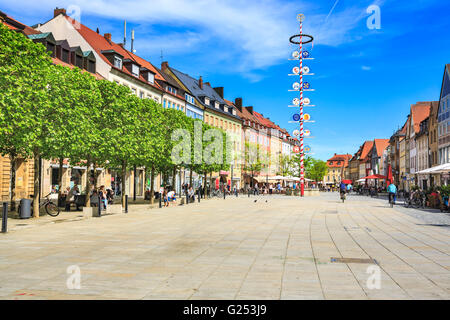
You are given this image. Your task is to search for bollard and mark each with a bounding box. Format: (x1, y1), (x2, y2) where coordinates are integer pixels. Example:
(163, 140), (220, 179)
(159, 193), (162, 208)
(125, 195), (128, 213)
(224, 189), (226, 200)
(98, 195), (102, 217)
(198, 189), (200, 203)
(1, 202), (7, 233)
(186, 191), (189, 205)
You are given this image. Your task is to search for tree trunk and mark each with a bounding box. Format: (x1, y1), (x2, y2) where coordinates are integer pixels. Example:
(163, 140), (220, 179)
(93, 163), (100, 190)
(133, 165), (137, 201)
(203, 171), (207, 199)
(85, 158), (92, 207)
(9, 155), (16, 211)
(32, 151), (40, 218)
(172, 166), (176, 192)
(121, 160), (127, 206)
(150, 166), (155, 204)
(57, 157), (64, 204)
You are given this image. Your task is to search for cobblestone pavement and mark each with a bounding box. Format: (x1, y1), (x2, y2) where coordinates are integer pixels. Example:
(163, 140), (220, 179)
(0, 193), (449, 300)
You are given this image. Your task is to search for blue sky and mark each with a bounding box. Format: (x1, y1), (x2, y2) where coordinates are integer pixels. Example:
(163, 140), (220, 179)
(1, 0), (449, 160)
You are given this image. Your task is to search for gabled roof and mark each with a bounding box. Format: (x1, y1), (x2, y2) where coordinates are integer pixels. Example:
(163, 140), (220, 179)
(65, 15), (165, 93)
(410, 102), (431, 134)
(327, 154), (352, 168)
(373, 139), (390, 157)
(1, 10), (104, 80)
(360, 141), (374, 162)
(0, 10), (40, 35)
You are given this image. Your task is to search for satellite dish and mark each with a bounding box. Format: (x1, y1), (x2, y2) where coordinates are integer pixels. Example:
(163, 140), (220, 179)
(302, 98), (310, 105)
(302, 66), (310, 74)
(292, 82), (300, 90)
(292, 66), (300, 75)
(292, 98), (300, 106)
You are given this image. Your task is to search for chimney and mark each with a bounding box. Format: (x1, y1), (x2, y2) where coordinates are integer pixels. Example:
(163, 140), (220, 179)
(96, 28), (99, 34)
(131, 29), (135, 53)
(199, 76), (203, 89)
(246, 106), (254, 114)
(161, 61), (169, 72)
(104, 33), (112, 43)
(205, 82), (210, 87)
(214, 87), (224, 99)
(235, 97), (242, 107)
(54, 8), (66, 17)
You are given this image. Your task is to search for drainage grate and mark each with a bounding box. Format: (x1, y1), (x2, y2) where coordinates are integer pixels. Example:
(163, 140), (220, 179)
(331, 257), (378, 264)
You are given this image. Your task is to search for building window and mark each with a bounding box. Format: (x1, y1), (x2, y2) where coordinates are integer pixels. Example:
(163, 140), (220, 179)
(147, 73), (155, 84)
(114, 56), (122, 69)
(132, 64), (139, 77)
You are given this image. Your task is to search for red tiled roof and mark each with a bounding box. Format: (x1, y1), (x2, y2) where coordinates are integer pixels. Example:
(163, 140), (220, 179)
(327, 154), (352, 168)
(51, 57), (105, 80)
(0, 11), (40, 35)
(360, 141), (374, 162)
(410, 102), (431, 134)
(373, 139), (389, 157)
(65, 16), (168, 95)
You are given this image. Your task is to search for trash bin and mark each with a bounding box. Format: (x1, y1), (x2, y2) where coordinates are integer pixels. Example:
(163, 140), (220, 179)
(19, 199), (32, 219)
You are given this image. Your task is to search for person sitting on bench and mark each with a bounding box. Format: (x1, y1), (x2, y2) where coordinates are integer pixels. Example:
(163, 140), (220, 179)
(66, 186), (81, 211)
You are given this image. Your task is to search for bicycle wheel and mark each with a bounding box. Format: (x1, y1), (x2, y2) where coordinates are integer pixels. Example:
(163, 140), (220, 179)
(45, 202), (60, 217)
(413, 199), (421, 209)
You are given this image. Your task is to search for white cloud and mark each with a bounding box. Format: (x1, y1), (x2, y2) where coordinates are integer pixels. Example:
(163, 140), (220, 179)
(0, 0), (379, 75)
(361, 65), (372, 71)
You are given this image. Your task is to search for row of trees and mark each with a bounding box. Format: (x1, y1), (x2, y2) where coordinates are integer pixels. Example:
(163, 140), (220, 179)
(0, 24), (229, 217)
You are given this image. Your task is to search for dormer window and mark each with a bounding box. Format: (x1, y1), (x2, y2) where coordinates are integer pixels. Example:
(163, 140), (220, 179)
(215, 101), (219, 109)
(204, 97), (210, 105)
(167, 86), (177, 95)
(131, 64), (139, 77)
(224, 105), (228, 112)
(114, 56), (122, 69)
(232, 109), (236, 115)
(147, 72), (155, 84)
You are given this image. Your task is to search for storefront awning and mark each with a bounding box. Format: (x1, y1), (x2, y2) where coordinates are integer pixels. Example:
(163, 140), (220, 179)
(416, 163), (450, 174)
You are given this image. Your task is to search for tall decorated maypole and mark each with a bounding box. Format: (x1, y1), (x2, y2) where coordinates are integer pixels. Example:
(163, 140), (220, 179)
(289, 14), (314, 197)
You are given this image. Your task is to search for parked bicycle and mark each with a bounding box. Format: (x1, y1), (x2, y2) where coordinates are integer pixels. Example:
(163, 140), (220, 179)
(18, 193), (60, 217)
(211, 189), (223, 198)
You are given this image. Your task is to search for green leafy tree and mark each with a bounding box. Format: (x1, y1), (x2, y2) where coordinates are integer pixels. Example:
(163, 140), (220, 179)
(242, 142), (264, 188)
(0, 24), (55, 216)
(44, 66), (100, 203)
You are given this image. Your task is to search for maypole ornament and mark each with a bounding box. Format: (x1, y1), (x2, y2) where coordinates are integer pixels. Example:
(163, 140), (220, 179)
(288, 13), (315, 197)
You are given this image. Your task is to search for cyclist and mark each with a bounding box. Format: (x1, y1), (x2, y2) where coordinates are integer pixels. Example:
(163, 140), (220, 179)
(387, 182), (397, 205)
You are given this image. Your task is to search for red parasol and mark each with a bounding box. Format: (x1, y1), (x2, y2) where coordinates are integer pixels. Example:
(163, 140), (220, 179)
(387, 165), (393, 187)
